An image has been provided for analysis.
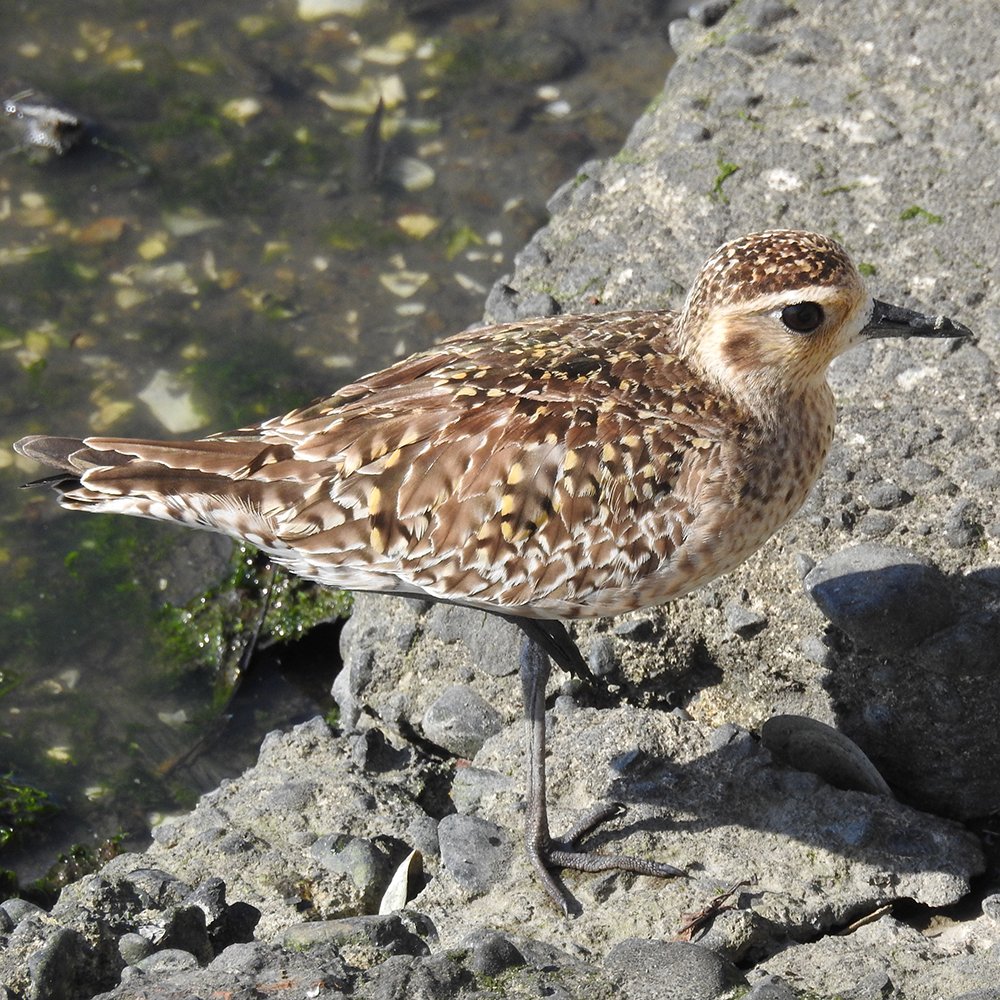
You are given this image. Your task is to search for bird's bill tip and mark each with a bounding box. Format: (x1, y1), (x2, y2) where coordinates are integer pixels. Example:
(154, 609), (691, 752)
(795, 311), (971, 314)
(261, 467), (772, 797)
(864, 300), (974, 341)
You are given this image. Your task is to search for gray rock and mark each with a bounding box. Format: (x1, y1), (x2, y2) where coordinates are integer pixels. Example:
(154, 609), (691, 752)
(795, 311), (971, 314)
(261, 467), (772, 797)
(421, 684), (503, 758)
(425, 604), (522, 677)
(437, 814), (513, 895)
(866, 483), (911, 510)
(26, 927), (90, 1000)
(141, 904), (212, 964)
(804, 543), (954, 653)
(484, 280), (559, 324)
(743, 0), (797, 28)
(840, 969), (894, 999)
(724, 601), (768, 638)
(460, 927), (526, 975)
(118, 932), (154, 965)
(0, 898), (45, 925)
(311, 834), (392, 909)
(604, 938), (746, 998)
(135, 948), (200, 974)
(857, 513), (895, 538)
(688, 0), (734, 27)
(405, 815), (440, 858)
(912, 613), (1000, 678)
(119, 869), (192, 909)
(945, 499), (984, 547)
(613, 616), (658, 640)
(744, 973), (799, 999)
(349, 727), (411, 772)
(282, 913), (430, 960)
(587, 634), (617, 676)
(727, 31), (779, 56)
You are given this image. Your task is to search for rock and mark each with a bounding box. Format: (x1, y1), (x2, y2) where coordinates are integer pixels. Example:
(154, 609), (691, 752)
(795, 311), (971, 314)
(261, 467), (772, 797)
(760, 715), (892, 797)
(26, 927), (91, 1000)
(604, 939), (746, 998)
(0, 899), (45, 925)
(281, 913), (431, 965)
(135, 948), (200, 974)
(687, 0), (735, 27)
(803, 543), (955, 653)
(866, 483), (910, 510)
(724, 602), (768, 638)
(421, 684), (503, 758)
(437, 814), (513, 896)
(311, 834), (392, 911)
(945, 499), (983, 547)
(460, 927), (526, 975)
(587, 634), (618, 676)
(743, 973), (799, 999)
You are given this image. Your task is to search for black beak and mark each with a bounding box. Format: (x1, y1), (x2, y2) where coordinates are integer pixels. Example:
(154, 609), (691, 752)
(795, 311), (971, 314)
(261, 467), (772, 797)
(863, 299), (974, 341)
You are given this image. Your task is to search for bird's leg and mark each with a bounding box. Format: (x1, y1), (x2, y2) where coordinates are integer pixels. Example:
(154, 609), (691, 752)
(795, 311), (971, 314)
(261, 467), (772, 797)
(517, 629), (686, 914)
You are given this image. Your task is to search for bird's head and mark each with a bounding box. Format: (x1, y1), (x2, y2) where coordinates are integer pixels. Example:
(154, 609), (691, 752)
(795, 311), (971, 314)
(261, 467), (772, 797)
(676, 229), (971, 404)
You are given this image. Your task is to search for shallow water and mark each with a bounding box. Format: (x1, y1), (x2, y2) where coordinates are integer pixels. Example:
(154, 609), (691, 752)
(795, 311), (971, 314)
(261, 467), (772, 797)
(0, 0), (676, 883)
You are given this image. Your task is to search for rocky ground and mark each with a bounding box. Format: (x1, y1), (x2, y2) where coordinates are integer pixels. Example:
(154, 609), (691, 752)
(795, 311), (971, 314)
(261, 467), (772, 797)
(5, 0), (1000, 997)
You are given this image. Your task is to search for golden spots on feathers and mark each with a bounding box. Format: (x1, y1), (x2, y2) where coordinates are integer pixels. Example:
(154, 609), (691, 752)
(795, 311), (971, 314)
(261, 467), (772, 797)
(19, 229), (966, 623)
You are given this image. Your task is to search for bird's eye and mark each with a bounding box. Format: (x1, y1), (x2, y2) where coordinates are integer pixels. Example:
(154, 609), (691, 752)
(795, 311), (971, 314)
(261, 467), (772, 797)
(780, 302), (825, 333)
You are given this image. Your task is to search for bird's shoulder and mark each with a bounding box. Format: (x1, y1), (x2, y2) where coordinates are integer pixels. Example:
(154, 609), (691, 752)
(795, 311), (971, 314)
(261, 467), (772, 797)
(225, 310), (747, 465)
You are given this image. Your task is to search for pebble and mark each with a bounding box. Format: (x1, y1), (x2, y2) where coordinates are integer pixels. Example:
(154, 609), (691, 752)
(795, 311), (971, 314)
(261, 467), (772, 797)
(944, 499), (983, 548)
(425, 603), (521, 677)
(744, 973), (799, 999)
(604, 939), (746, 999)
(803, 543), (954, 653)
(724, 601), (768, 638)
(612, 617), (657, 640)
(866, 483), (910, 509)
(437, 814), (512, 894)
(281, 913), (430, 959)
(858, 513), (896, 538)
(421, 684), (503, 758)
(1, 899), (45, 925)
(687, 0), (735, 27)
(311, 833), (391, 907)
(727, 31), (779, 56)
(136, 949), (200, 974)
(460, 928), (526, 975)
(760, 715), (892, 797)
(587, 634), (617, 676)
(744, 0), (797, 28)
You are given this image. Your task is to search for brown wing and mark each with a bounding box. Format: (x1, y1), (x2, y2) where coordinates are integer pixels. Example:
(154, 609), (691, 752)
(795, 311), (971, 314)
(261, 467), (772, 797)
(17, 311), (750, 616)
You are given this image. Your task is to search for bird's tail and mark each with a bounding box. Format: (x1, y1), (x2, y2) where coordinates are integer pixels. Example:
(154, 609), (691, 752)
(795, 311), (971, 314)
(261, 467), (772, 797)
(14, 434), (273, 520)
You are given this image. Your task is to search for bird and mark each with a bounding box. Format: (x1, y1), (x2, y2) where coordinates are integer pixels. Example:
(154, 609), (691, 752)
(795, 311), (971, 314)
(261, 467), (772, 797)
(15, 229), (973, 913)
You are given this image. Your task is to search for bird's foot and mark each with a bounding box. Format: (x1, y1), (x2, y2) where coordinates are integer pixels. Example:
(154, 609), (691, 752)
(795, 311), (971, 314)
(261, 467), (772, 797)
(527, 801), (687, 915)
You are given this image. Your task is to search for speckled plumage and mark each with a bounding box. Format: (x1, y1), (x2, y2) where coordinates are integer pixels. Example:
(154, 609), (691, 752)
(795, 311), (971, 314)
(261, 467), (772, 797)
(16, 229), (972, 911)
(17, 232), (882, 619)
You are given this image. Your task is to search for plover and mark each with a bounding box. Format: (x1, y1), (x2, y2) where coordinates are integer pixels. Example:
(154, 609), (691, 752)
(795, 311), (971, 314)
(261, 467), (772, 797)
(16, 230), (972, 912)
